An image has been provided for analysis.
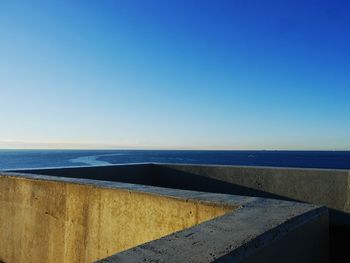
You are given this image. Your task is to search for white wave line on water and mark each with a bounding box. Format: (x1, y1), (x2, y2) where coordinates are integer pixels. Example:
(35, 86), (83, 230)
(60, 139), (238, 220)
(69, 153), (125, 166)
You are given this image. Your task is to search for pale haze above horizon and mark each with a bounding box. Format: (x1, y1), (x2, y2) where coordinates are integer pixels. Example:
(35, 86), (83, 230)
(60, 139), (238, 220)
(1, 1), (349, 150)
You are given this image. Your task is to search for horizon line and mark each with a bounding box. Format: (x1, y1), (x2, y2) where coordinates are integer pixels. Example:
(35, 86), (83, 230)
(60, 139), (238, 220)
(0, 148), (349, 152)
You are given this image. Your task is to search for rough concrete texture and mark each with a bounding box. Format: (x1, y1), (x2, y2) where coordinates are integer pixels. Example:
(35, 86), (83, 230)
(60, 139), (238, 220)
(155, 163), (350, 213)
(0, 173), (233, 263)
(0, 170), (329, 263)
(152, 163), (348, 262)
(99, 201), (328, 263)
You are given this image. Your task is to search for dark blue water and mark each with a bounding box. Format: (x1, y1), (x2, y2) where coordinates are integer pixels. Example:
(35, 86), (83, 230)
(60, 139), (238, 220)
(0, 150), (349, 170)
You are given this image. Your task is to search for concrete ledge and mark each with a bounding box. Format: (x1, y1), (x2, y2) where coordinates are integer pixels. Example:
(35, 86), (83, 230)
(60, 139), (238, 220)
(98, 200), (328, 263)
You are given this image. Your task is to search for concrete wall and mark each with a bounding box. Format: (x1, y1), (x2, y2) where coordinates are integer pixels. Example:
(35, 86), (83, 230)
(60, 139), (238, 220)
(8, 164), (335, 262)
(155, 164), (350, 213)
(154, 163), (349, 262)
(0, 174), (232, 263)
(99, 197), (329, 263)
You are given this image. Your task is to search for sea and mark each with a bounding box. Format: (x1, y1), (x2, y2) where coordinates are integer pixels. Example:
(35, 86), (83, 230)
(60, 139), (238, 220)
(0, 150), (349, 170)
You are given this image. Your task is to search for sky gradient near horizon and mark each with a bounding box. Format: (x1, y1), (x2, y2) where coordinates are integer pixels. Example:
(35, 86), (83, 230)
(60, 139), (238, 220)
(1, 0), (350, 150)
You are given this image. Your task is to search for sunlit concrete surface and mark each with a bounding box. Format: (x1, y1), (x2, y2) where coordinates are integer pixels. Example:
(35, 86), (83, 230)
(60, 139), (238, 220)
(0, 174), (233, 263)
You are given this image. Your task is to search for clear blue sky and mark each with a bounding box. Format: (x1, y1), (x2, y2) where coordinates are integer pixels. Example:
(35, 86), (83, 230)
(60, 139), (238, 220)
(0, 0), (349, 150)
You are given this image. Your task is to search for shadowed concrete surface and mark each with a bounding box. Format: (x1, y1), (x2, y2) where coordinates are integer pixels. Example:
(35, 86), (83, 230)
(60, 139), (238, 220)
(17, 163), (348, 262)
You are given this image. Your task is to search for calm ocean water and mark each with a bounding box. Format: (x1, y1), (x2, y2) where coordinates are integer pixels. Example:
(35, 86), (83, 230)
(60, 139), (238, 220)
(0, 150), (350, 170)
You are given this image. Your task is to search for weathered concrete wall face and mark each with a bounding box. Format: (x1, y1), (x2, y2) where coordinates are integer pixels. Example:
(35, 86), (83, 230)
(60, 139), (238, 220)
(0, 175), (233, 263)
(152, 164), (346, 262)
(156, 164), (350, 212)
